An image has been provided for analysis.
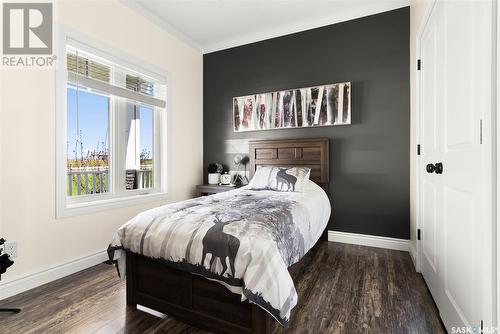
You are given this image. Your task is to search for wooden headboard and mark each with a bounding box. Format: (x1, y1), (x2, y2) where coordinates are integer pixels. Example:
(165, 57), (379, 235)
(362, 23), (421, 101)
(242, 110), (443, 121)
(248, 138), (330, 191)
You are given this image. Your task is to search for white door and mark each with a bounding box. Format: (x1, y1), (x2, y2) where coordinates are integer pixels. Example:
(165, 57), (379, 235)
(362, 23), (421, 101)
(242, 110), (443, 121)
(418, 0), (494, 332)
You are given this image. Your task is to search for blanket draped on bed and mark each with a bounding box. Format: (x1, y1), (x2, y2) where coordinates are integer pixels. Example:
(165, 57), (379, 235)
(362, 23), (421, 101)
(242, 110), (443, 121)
(108, 190), (318, 326)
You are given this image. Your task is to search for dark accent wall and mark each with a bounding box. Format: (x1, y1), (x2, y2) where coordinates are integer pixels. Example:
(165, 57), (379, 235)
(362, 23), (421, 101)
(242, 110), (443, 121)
(203, 7), (410, 239)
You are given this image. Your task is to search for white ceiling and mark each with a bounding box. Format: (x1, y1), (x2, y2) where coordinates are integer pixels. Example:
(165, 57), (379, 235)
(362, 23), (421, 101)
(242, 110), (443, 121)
(124, 0), (410, 53)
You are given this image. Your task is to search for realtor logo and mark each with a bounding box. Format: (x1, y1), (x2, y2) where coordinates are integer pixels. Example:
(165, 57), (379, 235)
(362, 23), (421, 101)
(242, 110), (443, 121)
(3, 2), (52, 54)
(2, 2), (54, 67)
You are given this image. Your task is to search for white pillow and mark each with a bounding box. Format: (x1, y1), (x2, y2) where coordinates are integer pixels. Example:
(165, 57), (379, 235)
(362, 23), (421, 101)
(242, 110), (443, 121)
(248, 166), (311, 192)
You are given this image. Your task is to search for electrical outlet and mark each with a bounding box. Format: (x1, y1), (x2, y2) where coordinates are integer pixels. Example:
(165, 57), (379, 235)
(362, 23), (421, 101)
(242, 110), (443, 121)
(4, 241), (17, 258)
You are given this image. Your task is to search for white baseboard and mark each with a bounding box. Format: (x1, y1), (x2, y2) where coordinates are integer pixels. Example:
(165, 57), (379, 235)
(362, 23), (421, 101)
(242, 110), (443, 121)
(328, 231), (410, 252)
(0, 250), (108, 300)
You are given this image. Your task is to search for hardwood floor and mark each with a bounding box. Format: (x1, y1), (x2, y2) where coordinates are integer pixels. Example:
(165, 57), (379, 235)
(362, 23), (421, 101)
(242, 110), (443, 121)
(0, 242), (445, 334)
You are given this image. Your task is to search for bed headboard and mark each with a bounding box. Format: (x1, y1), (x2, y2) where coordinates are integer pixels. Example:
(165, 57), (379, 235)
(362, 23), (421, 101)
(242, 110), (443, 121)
(248, 138), (330, 191)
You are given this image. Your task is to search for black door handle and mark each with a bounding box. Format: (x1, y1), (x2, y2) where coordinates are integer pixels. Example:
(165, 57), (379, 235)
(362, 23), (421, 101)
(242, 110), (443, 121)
(435, 162), (443, 174)
(426, 162), (443, 174)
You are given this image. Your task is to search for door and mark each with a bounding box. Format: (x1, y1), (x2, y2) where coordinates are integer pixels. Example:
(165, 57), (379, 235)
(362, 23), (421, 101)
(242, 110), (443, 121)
(418, 0), (494, 331)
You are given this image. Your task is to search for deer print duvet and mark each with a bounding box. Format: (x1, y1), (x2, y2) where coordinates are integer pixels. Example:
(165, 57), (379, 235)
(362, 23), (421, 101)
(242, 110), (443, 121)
(108, 180), (330, 326)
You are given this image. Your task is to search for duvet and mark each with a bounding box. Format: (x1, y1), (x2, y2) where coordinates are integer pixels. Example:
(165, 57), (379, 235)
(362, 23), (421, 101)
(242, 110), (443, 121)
(108, 180), (330, 326)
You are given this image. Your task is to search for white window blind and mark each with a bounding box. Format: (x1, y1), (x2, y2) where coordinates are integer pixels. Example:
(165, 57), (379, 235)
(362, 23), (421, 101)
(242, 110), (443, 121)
(66, 46), (166, 108)
(126, 74), (154, 96)
(67, 53), (110, 82)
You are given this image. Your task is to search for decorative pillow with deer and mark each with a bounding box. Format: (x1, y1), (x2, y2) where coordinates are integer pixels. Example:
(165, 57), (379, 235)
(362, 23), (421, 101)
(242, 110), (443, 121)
(248, 166), (311, 192)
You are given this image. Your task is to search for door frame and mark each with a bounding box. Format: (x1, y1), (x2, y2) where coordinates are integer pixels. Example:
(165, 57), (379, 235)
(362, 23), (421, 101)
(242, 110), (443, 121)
(496, 0), (499, 327)
(415, 0), (437, 274)
(415, 0), (497, 327)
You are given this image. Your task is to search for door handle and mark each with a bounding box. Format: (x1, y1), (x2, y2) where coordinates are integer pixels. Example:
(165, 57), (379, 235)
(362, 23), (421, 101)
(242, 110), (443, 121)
(426, 162), (443, 174)
(435, 162), (443, 174)
(426, 163), (435, 173)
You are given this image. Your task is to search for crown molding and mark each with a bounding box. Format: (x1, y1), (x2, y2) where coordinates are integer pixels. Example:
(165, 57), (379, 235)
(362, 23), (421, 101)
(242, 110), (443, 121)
(121, 0), (409, 55)
(119, 0), (204, 53)
(204, 1), (409, 54)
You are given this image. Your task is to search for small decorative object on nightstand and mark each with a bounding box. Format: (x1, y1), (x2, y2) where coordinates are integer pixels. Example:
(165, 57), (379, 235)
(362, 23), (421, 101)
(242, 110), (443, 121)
(207, 162), (223, 185)
(220, 172), (232, 185)
(196, 184), (236, 196)
(232, 155), (249, 187)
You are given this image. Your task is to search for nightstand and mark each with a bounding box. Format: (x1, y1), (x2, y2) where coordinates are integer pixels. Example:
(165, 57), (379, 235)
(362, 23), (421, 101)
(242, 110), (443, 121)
(196, 184), (237, 196)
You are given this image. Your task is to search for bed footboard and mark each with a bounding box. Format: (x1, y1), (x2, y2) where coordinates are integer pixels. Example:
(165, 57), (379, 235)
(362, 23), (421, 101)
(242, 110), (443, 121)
(126, 251), (271, 334)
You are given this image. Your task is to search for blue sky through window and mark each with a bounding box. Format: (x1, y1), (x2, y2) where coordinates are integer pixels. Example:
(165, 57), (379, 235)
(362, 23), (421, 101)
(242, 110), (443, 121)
(67, 86), (154, 163)
(140, 105), (153, 163)
(67, 86), (109, 160)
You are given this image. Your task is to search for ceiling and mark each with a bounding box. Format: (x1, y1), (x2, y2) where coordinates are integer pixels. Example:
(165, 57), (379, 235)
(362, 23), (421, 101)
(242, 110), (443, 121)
(124, 0), (410, 53)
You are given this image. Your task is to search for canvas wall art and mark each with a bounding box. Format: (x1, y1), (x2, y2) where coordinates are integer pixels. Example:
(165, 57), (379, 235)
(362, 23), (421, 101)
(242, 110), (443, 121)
(233, 82), (351, 132)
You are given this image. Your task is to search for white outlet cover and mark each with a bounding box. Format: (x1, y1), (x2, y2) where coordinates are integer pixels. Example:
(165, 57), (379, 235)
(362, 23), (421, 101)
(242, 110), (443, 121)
(5, 242), (17, 258)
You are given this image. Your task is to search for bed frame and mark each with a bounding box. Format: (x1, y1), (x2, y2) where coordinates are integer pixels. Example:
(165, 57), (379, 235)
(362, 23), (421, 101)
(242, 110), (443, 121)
(126, 138), (330, 334)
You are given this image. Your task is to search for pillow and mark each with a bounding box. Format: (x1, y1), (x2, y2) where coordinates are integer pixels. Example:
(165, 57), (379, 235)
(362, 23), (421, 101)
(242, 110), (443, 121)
(248, 166), (311, 192)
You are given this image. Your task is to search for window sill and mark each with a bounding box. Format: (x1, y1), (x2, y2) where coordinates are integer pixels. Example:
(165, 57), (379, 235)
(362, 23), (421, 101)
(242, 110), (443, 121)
(57, 191), (168, 219)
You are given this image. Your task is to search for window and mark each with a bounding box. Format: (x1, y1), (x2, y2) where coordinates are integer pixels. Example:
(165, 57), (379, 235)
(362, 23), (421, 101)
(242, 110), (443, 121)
(67, 84), (110, 195)
(57, 37), (167, 217)
(124, 104), (154, 191)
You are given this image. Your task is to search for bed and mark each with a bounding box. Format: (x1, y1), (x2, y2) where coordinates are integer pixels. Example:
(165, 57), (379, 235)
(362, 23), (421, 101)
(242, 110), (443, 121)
(108, 138), (330, 334)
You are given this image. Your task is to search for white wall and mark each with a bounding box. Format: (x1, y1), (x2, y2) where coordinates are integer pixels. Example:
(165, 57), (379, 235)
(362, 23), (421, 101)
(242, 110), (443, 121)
(409, 0), (433, 257)
(0, 0), (203, 285)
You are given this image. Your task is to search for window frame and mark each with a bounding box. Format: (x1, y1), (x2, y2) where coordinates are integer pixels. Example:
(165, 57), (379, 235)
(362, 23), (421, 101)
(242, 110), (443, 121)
(56, 27), (169, 218)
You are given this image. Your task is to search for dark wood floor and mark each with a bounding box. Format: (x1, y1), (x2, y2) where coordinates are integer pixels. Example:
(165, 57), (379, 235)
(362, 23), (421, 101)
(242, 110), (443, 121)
(0, 242), (445, 334)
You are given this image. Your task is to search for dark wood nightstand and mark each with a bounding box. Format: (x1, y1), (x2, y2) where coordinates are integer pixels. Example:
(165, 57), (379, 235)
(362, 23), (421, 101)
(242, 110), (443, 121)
(196, 184), (237, 196)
